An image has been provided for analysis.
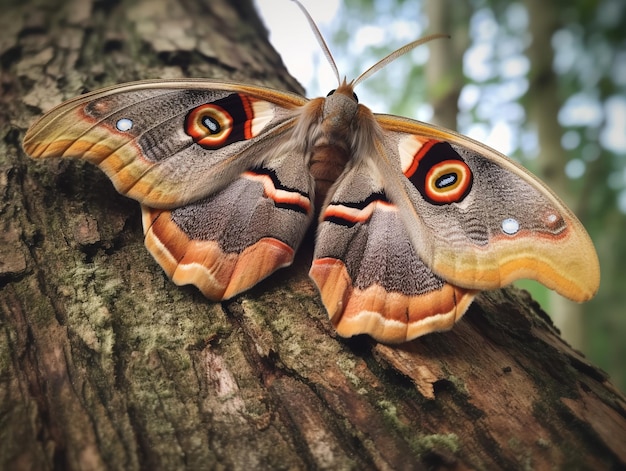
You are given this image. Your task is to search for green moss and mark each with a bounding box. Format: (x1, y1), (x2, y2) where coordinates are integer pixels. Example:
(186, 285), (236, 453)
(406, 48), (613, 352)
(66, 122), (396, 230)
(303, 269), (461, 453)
(0, 328), (12, 377)
(375, 395), (462, 459)
(377, 399), (402, 429)
(412, 433), (461, 455)
(335, 357), (362, 388)
(536, 438), (551, 449)
(61, 264), (120, 355)
(378, 399), (461, 460)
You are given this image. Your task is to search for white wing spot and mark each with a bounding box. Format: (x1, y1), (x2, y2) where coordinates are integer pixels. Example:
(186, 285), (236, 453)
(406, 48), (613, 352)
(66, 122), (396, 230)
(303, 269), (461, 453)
(116, 118), (134, 132)
(501, 218), (520, 235)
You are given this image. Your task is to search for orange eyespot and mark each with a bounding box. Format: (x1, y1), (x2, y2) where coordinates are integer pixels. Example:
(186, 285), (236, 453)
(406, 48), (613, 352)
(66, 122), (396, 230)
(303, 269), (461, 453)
(186, 104), (233, 148)
(424, 160), (472, 204)
(406, 140), (474, 205)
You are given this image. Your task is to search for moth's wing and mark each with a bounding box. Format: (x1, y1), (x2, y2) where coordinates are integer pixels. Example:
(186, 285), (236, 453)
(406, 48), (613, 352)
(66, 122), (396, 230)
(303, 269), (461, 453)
(142, 148), (314, 300)
(24, 79), (316, 300)
(23, 78), (308, 208)
(372, 113), (600, 302)
(310, 159), (477, 343)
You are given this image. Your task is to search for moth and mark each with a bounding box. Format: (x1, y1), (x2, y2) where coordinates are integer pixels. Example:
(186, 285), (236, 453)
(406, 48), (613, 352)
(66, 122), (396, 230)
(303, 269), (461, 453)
(23, 1), (599, 343)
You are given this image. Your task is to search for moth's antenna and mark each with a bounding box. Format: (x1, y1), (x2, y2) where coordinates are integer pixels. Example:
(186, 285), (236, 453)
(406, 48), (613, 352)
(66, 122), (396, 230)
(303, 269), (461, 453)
(291, 0), (341, 85)
(353, 33), (450, 87)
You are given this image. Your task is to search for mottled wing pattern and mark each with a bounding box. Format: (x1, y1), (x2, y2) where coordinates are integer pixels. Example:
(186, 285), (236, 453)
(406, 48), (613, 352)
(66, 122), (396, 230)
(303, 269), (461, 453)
(23, 79), (308, 208)
(24, 79), (315, 301)
(142, 149), (314, 300)
(372, 115), (599, 302)
(310, 159), (476, 343)
(23, 79), (599, 343)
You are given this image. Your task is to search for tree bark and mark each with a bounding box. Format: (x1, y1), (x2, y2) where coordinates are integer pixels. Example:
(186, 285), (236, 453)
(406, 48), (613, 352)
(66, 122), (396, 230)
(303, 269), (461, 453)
(1, 0), (625, 469)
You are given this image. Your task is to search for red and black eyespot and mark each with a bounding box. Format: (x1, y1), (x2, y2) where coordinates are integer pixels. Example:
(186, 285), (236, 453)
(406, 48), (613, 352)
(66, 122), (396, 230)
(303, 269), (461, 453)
(185, 93), (255, 149)
(406, 140), (473, 205)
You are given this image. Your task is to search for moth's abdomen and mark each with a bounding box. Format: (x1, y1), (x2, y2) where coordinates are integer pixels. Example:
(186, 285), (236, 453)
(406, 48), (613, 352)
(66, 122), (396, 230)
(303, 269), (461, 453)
(309, 138), (351, 209)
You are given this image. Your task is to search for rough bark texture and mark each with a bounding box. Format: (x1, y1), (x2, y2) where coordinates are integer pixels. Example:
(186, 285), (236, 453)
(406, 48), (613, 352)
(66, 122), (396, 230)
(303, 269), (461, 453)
(1, 0), (625, 469)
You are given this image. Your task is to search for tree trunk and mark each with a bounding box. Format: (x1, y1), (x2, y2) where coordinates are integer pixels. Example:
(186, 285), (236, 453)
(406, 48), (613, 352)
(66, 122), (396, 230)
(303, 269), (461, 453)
(425, 0), (469, 130)
(524, 0), (586, 350)
(1, 0), (625, 469)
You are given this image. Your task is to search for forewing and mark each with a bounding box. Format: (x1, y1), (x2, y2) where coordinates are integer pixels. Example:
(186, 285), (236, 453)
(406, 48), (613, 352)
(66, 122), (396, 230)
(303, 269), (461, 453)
(372, 114), (599, 302)
(23, 79), (308, 208)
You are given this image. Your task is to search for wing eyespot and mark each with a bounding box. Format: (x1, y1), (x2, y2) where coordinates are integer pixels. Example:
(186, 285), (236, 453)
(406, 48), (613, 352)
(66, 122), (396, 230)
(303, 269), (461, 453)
(501, 218), (520, 235)
(115, 118), (134, 132)
(424, 159), (472, 204)
(406, 140), (474, 205)
(184, 93), (262, 150)
(186, 103), (234, 148)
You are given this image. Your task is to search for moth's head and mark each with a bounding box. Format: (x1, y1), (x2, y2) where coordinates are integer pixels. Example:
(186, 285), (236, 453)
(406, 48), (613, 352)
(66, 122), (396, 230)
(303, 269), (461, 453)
(322, 80), (359, 131)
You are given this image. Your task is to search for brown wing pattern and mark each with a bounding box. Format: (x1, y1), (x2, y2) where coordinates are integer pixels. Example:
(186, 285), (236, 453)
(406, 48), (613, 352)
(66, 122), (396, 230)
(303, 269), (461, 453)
(311, 160), (476, 343)
(371, 117), (599, 302)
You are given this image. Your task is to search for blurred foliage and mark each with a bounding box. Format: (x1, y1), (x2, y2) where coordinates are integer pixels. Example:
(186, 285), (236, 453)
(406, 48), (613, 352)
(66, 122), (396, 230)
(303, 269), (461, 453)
(317, 0), (626, 391)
